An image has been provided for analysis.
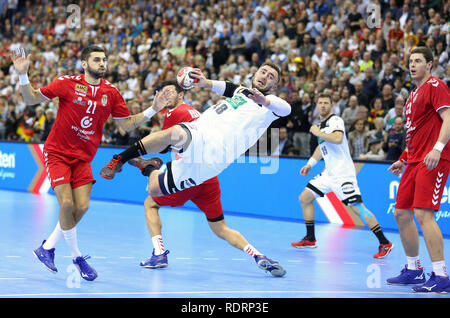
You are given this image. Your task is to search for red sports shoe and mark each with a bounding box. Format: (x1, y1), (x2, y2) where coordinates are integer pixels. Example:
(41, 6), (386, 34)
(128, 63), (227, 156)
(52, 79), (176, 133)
(291, 236), (317, 249)
(373, 241), (394, 259)
(128, 157), (163, 176)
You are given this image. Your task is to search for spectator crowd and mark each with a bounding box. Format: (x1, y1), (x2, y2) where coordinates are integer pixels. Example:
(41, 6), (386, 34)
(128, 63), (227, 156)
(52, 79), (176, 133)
(0, 0), (449, 162)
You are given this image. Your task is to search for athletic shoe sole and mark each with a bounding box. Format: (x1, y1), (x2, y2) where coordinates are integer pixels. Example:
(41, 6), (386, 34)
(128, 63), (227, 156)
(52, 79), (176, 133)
(257, 259), (286, 277)
(140, 263), (168, 269)
(33, 251), (57, 274)
(291, 244), (318, 249)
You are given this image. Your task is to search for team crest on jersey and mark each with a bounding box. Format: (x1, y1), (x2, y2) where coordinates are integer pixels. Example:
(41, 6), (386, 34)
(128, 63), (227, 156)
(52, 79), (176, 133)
(75, 84), (88, 96)
(101, 94), (108, 106)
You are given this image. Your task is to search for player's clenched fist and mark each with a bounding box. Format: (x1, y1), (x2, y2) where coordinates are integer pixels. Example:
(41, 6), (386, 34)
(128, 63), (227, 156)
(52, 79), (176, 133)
(300, 165), (311, 176)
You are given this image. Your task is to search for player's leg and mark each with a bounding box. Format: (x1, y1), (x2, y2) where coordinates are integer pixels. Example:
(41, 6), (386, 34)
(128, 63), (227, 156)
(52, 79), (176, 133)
(140, 196), (169, 268)
(387, 163), (426, 286)
(411, 207), (450, 292)
(100, 125), (189, 179)
(291, 186), (319, 248)
(72, 182), (93, 224)
(33, 182), (74, 273)
(207, 217), (286, 277)
(347, 202), (392, 258)
(409, 160), (450, 292)
(196, 179), (285, 277)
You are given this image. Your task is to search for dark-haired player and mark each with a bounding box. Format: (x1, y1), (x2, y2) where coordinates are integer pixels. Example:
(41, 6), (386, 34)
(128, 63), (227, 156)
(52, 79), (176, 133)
(130, 80), (285, 277)
(11, 45), (170, 281)
(101, 62), (290, 276)
(386, 46), (450, 293)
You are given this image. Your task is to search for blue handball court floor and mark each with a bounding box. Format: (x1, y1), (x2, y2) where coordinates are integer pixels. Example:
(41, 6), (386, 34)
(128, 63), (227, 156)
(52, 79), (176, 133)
(0, 189), (449, 299)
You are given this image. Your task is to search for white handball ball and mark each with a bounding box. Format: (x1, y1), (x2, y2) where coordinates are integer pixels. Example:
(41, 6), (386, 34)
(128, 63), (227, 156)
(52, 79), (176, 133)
(176, 66), (198, 90)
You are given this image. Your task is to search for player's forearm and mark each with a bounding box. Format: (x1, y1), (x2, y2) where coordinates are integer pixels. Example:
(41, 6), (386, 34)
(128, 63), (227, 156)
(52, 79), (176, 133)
(19, 84), (43, 105)
(316, 131), (343, 144)
(435, 110), (450, 150)
(117, 113), (149, 132)
(311, 146), (323, 161)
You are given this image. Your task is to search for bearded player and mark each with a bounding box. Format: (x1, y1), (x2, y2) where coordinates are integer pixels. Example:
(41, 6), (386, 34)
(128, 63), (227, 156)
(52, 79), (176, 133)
(100, 62), (290, 276)
(11, 46), (170, 281)
(128, 80), (285, 277)
(386, 46), (450, 293)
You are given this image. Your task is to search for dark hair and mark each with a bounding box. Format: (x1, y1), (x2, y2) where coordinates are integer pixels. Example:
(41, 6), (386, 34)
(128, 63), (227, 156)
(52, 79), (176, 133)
(161, 80), (185, 94)
(317, 92), (332, 103)
(81, 45), (106, 61)
(260, 62), (281, 83)
(410, 46), (433, 63)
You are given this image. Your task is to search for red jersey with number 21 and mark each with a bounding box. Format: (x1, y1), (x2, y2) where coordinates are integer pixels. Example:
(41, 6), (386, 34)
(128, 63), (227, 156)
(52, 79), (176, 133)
(39, 74), (130, 162)
(404, 76), (450, 163)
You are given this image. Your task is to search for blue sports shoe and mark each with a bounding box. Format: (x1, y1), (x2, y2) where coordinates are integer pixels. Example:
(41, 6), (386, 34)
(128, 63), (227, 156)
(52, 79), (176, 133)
(386, 266), (426, 285)
(33, 240), (57, 273)
(254, 255), (286, 277)
(73, 255), (98, 281)
(140, 250), (170, 268)
(412, 272), (450, 293)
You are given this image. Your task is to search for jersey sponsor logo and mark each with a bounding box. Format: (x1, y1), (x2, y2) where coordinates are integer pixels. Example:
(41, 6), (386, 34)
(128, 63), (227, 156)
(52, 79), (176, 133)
(72, 97), (87, 106)
(225, 95), (247, 109)
(80, 116), (93, 129)
(341, 181), (356, 195)
(75, 84), (88, 96)
(101, 94), (108, 106)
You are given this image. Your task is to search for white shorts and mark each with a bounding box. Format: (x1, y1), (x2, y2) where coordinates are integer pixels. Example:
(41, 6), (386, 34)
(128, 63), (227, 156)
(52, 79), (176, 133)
(306, 172), (363, 205)
(157, 123), (230, 195)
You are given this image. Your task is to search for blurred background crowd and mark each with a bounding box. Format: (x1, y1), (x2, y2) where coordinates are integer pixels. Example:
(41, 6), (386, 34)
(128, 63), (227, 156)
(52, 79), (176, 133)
(0, 0), (449, 161)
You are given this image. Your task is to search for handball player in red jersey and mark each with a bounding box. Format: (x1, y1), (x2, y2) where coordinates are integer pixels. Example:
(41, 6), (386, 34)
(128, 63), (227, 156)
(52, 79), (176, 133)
(11, 46), (170, 281)
(386, 46), (450, 293)
(128, 80), (286, 277)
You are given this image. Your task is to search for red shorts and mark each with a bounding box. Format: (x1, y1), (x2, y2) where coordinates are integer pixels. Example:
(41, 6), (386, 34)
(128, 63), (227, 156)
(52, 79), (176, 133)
(395, 159), (450, 211)
(43, 151), (96, 189)
(153, 176), (223, 221)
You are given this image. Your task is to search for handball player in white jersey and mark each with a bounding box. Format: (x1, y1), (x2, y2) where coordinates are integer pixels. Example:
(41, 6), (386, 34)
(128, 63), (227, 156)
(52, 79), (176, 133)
(291, 93), (393, 259)
(101, 62), (290, 276)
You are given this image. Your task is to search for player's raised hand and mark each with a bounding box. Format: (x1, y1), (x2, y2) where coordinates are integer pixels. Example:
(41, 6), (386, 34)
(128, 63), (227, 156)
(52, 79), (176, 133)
(10, 48), (30, 75)
(423, 149), (441, 170)
(387, 160), (405, 176)
(248, 88), (269, 106)
(300, 165), (311, 176)
(189, 68), (208, 88)
(152, 90), (171, 112)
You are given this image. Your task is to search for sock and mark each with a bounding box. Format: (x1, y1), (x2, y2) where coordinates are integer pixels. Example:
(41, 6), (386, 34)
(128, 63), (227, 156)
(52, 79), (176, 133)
(407, 256), (422, 270)
(432, 260), (448, 277)
(62, 227), (82, 259)
(243, 244), (262, 257)
(305, 220), (315, 240)
(152, 235), (165, 255)
(142, 164), (158, 177)
(370, 224), (389, 245)
(43, 222), (62, 250)
(117, 140), (147, 163)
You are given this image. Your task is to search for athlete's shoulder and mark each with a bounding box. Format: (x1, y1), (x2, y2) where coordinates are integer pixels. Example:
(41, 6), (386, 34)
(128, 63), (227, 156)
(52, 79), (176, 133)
(425, 76), (448, 90)
(102, 79), (120, 92)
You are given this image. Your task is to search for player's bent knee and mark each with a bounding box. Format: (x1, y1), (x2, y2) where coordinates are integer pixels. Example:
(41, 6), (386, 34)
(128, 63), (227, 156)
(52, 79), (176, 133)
(168, 125), (189, 148)
(148, 174), (163, 197)
(144, 196), (160, 210)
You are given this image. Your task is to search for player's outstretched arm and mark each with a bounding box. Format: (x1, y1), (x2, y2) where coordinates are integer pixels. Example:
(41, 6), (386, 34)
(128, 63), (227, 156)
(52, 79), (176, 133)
(11, 48), (47, 105)
(115, 89), (171, 132)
